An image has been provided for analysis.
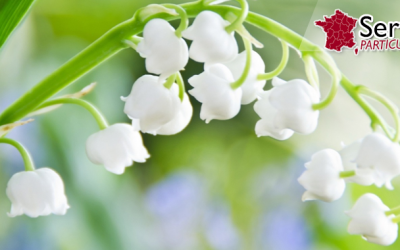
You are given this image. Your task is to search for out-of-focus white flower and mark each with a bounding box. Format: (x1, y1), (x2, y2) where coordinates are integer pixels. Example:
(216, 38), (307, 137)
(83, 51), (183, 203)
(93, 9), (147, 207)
(254, 77), (319, 140)
(355, 133), (400, 189)
(123, 75), (181, 133)
(6, 168), (69, 218)
(137, 19), (189, 80)
(223, 50), (266, 104)
(182, 11), (238, 64)
(86, 124), (149, 175)
(346, 193), (398, 246)
(298, 149), (345, 202)
(339, 140), (375, 186)
(188, 64), (242, 123)
(155, 93), (193, 135)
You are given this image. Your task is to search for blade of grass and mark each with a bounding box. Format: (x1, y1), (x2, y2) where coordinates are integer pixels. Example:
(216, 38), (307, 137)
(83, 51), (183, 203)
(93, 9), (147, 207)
(0, 0), (36, 50)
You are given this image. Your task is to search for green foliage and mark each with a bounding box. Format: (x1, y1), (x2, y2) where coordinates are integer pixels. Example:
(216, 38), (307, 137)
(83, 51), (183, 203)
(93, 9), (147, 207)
(0, 0), (36, 50)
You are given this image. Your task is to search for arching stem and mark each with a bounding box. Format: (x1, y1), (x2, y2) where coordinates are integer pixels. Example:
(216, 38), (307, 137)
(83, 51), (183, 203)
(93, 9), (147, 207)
(0, 138), (35, 171)
(37, 98), (109, 130)
(257, 40), (289, 81)
(231, 37), (252, 89)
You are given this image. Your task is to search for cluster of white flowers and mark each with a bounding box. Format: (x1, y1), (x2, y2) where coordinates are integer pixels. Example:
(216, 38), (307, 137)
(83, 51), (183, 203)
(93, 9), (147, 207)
(298, 132), (400, 245)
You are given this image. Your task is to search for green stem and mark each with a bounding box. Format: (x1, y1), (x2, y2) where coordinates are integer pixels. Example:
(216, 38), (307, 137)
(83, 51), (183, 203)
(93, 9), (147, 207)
(37, 98), (109, 130)
(176, 72), (186, 101)
(357, 86), (400, 142)
(257, 40), (288, 81)
(163, 4), (189, 37)
(339, 170), (356, 178)
(303, 54), (319, 89)
(0, 138), (35, 171)
(386, 205), (400, 216)
(164, 74), (177, 89)
(231, 37), (252, 89)
(225, 0), (249, 33)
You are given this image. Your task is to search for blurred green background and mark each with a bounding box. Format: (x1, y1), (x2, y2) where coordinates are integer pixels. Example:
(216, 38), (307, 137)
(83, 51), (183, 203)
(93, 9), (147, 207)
(1, 0), (400, 249)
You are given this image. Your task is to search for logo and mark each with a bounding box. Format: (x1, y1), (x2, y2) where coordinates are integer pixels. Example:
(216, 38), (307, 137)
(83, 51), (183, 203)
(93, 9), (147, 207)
(315, 10), (400, 55)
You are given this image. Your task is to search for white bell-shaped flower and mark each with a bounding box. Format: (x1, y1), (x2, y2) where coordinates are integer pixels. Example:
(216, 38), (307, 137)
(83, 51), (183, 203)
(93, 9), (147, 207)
(355, 133), (400, 189)
(6, 168), (69, 218)
(137, 19), (189, 80)
(298, 149), (345, 202)
(188, 64), (242, 123)
(223, 50), (266, 104)
(346, 193), (398, 246)
(155, 93), (193, 135)
(339, 140), (375, 186)
(86, 123), (150, 175)
(123, 75), (181, 133)
(182, 11), (238, 64)
(254, 77), (319, 139)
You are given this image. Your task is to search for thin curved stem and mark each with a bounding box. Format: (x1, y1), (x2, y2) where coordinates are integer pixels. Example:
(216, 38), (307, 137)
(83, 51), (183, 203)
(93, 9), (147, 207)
(357, 86), (400, 142)
(163, 4), (189, 37)
(231, 37), (252, 89)
(303, 54), (319, 89)
(339, 170), (355, 178)
(257, 40), (289, 81)
(123, 36), (143, 50)
(386, 205), (400, 216)
(0, 138), (35, 171)
(164, 74), (177, 89)
(176, 72), (186, 101)
(37, 98), (109, 130)
(225, 0), (249, 33)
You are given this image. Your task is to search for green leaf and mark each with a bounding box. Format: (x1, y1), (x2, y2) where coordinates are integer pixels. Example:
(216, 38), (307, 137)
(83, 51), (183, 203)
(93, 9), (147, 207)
(0, 0), (36, 50)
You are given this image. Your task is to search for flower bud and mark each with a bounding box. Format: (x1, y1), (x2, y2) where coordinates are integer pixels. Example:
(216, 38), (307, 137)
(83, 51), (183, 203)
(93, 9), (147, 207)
(298, 149), (345, 202)
(6, 168), (69, 217)
(123, 75), (181, 133)
(254, 77), (319, 139)
(346, 193), (398, 246)
(223, 50), (266, 104)
(188, 64), (242, 123)
(86, 124), (150, 175)
(137, 19), (189, 80)
(182, 11), (238, 64)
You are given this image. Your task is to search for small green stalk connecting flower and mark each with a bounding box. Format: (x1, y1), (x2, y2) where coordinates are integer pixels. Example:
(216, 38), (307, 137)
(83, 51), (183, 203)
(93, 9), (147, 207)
(37, 98), (109, 130)
(386, 205), (400, 217)
(163, 4), (189, 38)
(339, 170), (356, 178)
(225, 0), (249, 33)
(164, 74), (177, 89)
(124, 36), (143, 50)
(176, 72), (186, 101)
(303, 54), (319, 89)
(257, 40), (289, 81)
(231, 37), (252, 89)
(0, 138), (35, 171)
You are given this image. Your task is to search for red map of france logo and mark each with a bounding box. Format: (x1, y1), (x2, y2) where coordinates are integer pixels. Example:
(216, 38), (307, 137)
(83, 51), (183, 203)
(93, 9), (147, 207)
(315, 10), (359, 55)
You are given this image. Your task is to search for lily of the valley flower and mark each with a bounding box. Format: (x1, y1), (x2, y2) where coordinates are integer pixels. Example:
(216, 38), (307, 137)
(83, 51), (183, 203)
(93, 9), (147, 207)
(182, 11), (238, 64)
(298, 149), (345, 202)
(6, 168), (69, 217)
(155, 92), (193, 135)
(188, 64), (242, 123)
(355, 133), (400, 189)
(223, 50), (266, 104)
(254, 77), (320, 140)
(346, 193), (398, 246)
(123, 75), (182, 133)
(339, 140), (375, 186)
(137, 19), (189, 81)
(86, 123), (150, 175)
